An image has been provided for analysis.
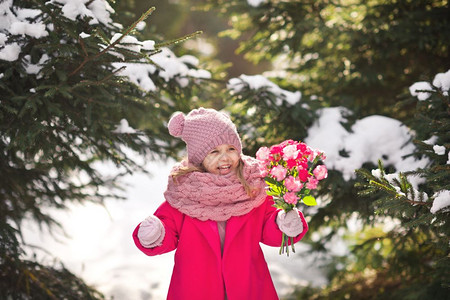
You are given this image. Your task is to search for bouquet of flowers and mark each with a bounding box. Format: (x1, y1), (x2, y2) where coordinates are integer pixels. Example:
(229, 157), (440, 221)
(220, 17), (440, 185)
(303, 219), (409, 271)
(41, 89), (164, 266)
(256, 139), (327, 255)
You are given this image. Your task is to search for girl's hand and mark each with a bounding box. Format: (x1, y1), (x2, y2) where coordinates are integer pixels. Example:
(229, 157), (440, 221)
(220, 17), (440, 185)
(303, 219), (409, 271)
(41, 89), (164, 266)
(137, 215), (165, 248)
(276, 208), (304, 237)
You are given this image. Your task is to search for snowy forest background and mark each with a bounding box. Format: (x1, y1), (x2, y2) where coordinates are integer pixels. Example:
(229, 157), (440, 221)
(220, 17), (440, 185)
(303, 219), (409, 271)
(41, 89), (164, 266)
(1, 0), (449, 299)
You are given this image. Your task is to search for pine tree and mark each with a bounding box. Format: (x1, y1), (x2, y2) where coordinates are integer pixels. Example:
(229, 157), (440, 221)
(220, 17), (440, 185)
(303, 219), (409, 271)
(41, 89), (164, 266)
(350, 73), (450, 299)
(0, 0), (206, 297)
(188, 0), (449, 298)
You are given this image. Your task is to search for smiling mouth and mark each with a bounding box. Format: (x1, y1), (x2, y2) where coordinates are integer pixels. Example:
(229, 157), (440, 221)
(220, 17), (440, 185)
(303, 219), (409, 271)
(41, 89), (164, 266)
(218, 165), (231, 170)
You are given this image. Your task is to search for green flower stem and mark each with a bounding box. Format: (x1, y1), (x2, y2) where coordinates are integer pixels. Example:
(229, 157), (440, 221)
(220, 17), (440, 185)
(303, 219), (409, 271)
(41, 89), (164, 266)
(285, 235), (290, 256)
(279, 233), (286, 255)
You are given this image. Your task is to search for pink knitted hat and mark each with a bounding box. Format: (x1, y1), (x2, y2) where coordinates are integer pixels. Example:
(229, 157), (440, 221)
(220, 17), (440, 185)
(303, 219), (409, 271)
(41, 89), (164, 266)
(167, 107), (242, 166)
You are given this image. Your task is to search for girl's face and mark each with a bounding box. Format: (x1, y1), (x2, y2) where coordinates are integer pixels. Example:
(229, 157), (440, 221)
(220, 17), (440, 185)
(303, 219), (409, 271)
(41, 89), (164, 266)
(202, 144), (240, 176)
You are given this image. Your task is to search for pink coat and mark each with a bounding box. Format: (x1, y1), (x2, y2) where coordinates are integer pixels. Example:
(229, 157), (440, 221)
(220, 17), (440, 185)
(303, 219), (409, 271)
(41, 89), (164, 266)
(132, 198), (308, 300)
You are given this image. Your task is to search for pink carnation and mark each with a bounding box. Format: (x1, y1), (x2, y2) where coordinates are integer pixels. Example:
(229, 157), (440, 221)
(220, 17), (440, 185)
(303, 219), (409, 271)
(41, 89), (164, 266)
(297, 143), (307, 152)
(270, 145), (283, 155)
(285, 176), (303, 192)
(286, 159), (297, 169)
(270, 145), (283, 161)
(298, 160), (308, 169)
(297, 143), (312, 159)
(314, 150), (326, 160)
(309, 149), (324, 161)
(304, 147), (313, 161)
(283, 192), (299, 204)
(298, 168), (310, 182)
(306, 177), (319, 189)
(313, 165), (328, 180)
(282, 144), (299, 160)
(270, 165), (287, 181)
(280, 139), (296, 148)
(256, 146), (271, 161)
(315, 150), (326, 160)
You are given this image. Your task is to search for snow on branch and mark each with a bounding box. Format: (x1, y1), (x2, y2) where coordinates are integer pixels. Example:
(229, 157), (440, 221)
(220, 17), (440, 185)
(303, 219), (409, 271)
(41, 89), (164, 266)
(0, 1), (210, 94)
(112, 47), (211, 92)
(305, 107), (428, 182)
(409, 69), (450, 99)
(227, 74), (301, 105)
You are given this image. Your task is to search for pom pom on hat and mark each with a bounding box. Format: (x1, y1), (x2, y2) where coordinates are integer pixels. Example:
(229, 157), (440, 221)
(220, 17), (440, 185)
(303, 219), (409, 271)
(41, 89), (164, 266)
(168, 112), (185, 137)
(167, 107), (242, 166)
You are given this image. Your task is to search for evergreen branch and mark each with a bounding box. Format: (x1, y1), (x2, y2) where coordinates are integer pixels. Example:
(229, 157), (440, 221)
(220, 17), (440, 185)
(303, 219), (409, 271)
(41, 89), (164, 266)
(106, 48), (163, 70)
(369, 179), (431, 207)
(369, 180), (396, 194)
(74, 66), (127, 89)
(68, 53), (92, 78)
(97, 7), (156, 58)
(403, 213), (434, 228)
(403, 198), (431, 207)
(432, 164), (450, 172)
(22, 269), (58, 300)
(105, 44), (147, 60)
(69, 7), (156, 77)
(79, 36), (88, 57)
(156, 31), (203, 48)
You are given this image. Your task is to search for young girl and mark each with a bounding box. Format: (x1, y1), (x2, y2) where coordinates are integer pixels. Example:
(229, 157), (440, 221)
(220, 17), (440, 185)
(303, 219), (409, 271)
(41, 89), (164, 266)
(132, 107), (308, 300)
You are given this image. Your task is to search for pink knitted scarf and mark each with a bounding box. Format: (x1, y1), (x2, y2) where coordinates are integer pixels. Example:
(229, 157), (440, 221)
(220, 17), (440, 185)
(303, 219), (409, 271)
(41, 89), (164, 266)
(164, 155), (267, 221)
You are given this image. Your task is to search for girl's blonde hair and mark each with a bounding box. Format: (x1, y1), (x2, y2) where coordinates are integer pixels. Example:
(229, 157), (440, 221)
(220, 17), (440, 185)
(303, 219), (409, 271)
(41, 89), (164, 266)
(171, 158), (256, 197)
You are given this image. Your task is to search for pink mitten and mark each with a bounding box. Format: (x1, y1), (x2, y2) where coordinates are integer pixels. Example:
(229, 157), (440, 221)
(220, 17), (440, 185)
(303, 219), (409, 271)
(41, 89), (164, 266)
(137, 215), (165, 248)
(276, 208), (304, 237)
